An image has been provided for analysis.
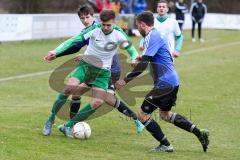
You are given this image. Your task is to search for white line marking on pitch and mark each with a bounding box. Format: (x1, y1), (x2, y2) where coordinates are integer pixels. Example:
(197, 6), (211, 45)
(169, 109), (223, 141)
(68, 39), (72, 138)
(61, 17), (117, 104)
(0, 41), (239, 83)
(0, 70), (53, 82)
(183, 41), (240, 55)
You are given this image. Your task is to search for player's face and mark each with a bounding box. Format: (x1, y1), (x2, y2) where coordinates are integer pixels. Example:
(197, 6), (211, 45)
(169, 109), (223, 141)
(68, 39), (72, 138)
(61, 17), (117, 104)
(198, 0), (203, 3)
(101, 19), (115, 34)
(136, 21), (146, 37)
(79, 14), (94, 28)
(179, 0), (184, 3)
(157, 3), (169, 16)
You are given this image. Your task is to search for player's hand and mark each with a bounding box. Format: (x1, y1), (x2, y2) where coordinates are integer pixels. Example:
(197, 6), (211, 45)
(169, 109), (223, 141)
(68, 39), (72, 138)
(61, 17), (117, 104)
(130, 60), (138, 68)
(44, 51), (56, 62)
(115, 79), (126, 90)
(136, 55), (142, 62)
(173, 51), (180, 58)
(74, 54), (83, 61)
(139, 46), (144, 51)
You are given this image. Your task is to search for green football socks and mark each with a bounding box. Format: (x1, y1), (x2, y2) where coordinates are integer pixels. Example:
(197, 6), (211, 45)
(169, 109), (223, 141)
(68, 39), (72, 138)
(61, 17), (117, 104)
(65, 104), (95, 128)
(47, 93), (68, 123)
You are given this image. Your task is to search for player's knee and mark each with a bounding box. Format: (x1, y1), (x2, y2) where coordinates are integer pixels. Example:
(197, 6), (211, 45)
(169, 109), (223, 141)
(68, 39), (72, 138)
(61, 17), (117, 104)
(68, 77), (80, 86)
(106, 89), (114, 95)
(105, 92), (116, 107)
(160, 111), (172, 122)
(63, 85), (75, 95)
(91, 98), (104, 109)
(65, 78), (80, 95)
(137, 110), (150, 122)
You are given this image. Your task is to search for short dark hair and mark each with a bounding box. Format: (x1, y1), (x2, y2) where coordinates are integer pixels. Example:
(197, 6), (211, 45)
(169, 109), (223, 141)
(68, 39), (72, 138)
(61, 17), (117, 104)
(158, 0), (168, 4)
(100, 10), (116, 22)
(136, 11), (154, 26)
(77, 5), (94, 17)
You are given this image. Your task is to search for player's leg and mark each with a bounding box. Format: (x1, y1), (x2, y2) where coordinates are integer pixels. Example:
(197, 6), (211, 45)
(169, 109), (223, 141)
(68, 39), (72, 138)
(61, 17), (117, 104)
(68, 87), (106, 124)
(192, 20), (196, 42)
(178, 22), (183, 31)
(43, 77), (80, 136)
(43, 63), (88, 136)
(64, 67), (110, 126)
(69, 78), (85, 119)
(107, 70), (144, 133)
(69, 84), (90, 119)
(105, 89), (137, 119)
(198, 22), (201, 39)
(57, 83), (91, 133)
(61, 87), (107, 137)
(67, 62), (93, 119)
(104, 89), (144, 133)
(160, 110), (209, 152)
(198, 22), (204, 42)
(158, 86), (209, 152)
(137, 89), (173, 152)
(69, 96), (81, 119)
(106, 72), (139, 120)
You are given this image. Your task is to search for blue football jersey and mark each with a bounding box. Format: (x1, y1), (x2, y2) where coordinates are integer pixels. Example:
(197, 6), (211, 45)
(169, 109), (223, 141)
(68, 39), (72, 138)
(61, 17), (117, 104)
(142, 28), (179, 87)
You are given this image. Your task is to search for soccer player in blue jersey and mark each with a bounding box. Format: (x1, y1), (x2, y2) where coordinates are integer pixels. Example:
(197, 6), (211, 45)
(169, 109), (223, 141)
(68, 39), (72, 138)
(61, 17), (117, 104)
(116, 11), (209, 152)
(42, 7), (144, 136)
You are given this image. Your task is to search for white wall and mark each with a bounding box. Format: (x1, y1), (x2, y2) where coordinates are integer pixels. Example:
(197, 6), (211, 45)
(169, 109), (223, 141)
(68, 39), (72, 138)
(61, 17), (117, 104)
(0, 13), (239, 42)
(183, 13), (240, 30)
(0, 14), (84, 42)
(0, 14), (33, 41)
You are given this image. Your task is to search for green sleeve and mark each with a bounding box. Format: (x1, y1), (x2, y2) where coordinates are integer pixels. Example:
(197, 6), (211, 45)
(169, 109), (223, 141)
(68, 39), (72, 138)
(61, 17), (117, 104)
(54, 24), (100, 57)
(175, 34), (183, 52)
(125, 45), (139, 61)
(54, 34), (84, 57)
(113, 26), (139, 61)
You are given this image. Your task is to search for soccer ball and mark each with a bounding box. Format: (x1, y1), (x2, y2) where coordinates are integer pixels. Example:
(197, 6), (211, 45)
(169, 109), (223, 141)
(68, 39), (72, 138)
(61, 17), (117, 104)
(72, 122), (91, 139)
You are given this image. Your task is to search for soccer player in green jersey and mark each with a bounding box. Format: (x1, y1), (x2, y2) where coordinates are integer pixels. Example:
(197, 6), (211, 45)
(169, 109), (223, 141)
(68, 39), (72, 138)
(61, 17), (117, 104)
(43, 9), (144, 137)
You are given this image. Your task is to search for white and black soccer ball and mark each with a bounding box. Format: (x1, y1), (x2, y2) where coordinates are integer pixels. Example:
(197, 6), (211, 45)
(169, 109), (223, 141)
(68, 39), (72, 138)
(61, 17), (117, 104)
(73, 122), (91, 139)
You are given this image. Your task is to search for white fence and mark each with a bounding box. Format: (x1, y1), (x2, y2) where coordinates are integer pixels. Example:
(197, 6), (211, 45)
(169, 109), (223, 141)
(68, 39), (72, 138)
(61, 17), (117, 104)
(0, 13), (240, 42)
(0, 14), (84, 42)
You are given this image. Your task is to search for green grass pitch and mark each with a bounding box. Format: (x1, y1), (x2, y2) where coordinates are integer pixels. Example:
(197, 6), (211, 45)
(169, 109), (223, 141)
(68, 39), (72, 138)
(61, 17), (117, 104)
(0, 30), (240, 160)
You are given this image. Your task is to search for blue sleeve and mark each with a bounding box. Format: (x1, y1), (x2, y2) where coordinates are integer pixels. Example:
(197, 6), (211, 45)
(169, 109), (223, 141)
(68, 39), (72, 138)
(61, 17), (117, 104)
(124, 55), (151, 83)
(75, 38), (89, 48)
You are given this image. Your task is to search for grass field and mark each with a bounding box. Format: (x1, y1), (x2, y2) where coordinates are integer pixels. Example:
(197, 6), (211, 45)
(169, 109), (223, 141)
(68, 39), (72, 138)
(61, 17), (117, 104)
(0, 30), (240, 160)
